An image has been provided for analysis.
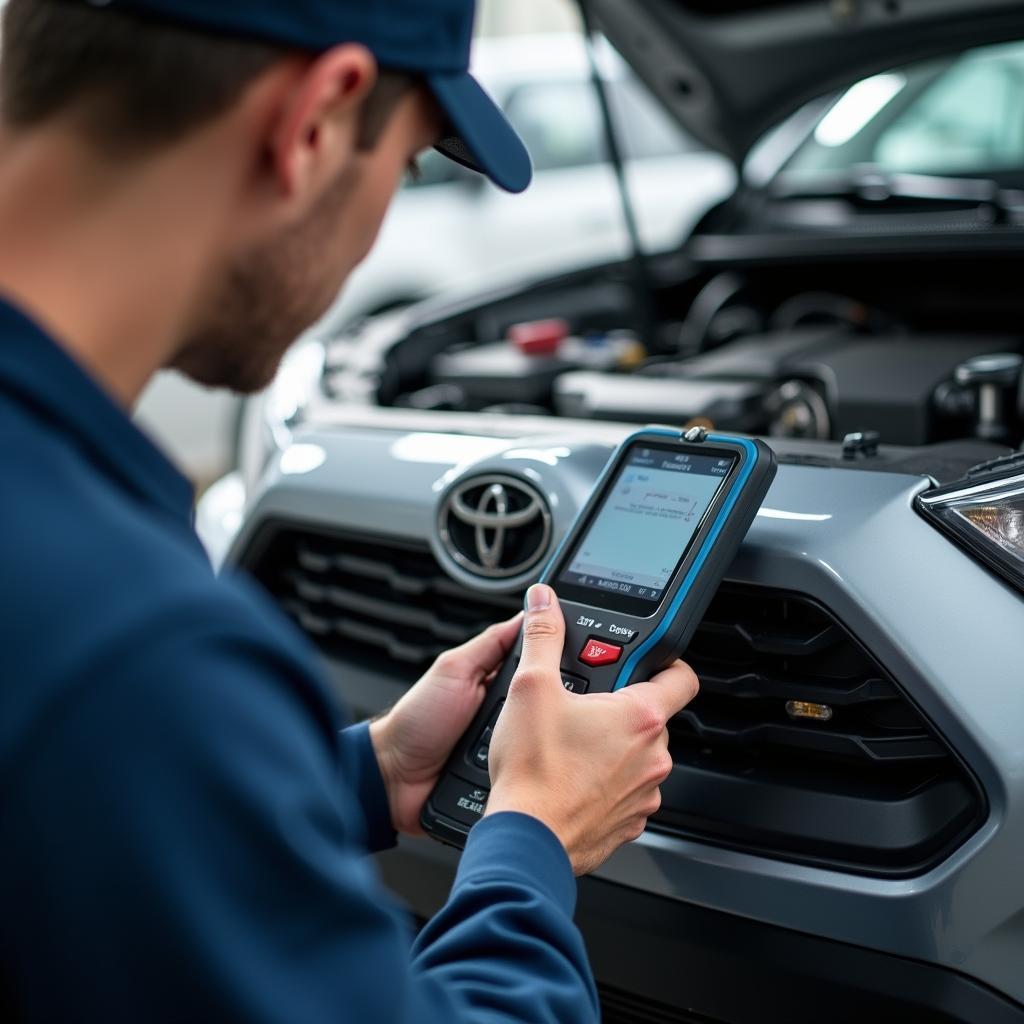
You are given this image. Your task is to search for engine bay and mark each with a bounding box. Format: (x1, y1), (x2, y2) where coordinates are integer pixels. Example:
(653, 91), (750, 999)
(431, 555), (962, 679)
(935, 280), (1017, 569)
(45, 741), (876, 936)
(324, 251), (1024, 455)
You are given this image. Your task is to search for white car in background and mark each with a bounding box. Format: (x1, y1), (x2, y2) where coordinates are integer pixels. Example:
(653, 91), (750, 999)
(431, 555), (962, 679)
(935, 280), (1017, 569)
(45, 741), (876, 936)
(138, 33), (735, 485)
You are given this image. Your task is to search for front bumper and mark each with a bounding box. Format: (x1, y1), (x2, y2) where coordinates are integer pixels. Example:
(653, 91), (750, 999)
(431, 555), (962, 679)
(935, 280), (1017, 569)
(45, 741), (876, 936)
(378, 836), (1024, 1024)
(222, 413), (1024, 1014)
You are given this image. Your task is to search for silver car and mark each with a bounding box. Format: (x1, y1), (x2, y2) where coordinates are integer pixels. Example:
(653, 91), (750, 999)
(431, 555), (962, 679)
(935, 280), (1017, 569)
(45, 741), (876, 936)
(210, 5), (1024, 1020)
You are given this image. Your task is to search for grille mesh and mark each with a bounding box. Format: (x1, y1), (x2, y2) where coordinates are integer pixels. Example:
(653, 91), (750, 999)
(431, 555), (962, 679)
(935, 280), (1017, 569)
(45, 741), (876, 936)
(270, 532), (520, 671)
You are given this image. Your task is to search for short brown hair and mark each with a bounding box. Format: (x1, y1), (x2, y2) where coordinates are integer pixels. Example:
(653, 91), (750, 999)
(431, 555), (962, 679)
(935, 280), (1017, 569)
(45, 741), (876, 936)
(0, 0), (416, 155)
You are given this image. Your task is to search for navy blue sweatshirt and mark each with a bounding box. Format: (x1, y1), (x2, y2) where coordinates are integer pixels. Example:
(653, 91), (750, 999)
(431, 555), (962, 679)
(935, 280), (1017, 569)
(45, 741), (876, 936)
(0, 297), (599, 1022)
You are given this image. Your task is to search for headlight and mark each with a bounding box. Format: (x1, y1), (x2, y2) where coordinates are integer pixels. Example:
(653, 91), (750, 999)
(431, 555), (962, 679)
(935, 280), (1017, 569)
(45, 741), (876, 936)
(265, 339), (327, 447)
(237, 338), (325, 492)
(918, 465), (1024, 592)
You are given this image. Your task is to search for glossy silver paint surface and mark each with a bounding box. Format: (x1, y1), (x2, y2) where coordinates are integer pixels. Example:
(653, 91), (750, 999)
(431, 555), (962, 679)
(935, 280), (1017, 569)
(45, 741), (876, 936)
(228, 416), (1024, 1003)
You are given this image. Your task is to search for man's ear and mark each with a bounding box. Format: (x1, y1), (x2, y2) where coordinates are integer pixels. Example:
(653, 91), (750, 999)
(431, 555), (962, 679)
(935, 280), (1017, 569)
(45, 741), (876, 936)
(269, 44), (378, 200)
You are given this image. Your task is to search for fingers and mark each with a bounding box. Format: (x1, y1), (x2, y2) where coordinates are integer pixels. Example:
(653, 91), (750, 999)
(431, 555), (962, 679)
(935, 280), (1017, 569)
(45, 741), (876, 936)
(436, 612), (523, 682)
(626, 660), (699, 726)
(512, 584), (565, 691)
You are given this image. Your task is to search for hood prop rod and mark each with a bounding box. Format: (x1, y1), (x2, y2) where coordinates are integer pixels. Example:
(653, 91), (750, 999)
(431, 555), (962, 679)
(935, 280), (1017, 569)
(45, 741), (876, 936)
(577, 0), (658, 352)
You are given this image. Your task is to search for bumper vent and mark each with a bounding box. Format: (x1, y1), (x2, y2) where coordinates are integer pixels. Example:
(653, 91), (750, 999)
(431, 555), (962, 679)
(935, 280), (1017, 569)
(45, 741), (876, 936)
(246, 525), (984, 877)
(662, 585), (983, 874)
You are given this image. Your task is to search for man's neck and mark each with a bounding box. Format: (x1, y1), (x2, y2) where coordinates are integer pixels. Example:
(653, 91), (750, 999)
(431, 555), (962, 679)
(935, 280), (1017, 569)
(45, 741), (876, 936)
(0, 123), (234, 408)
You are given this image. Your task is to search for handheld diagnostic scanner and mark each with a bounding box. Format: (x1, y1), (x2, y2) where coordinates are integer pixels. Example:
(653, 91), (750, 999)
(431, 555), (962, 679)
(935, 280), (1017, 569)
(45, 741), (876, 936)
(421, 427), (777, 848)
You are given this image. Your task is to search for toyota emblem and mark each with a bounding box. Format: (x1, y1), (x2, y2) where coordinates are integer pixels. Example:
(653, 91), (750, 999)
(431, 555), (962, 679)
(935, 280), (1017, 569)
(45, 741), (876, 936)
(438, 475), (552, 581)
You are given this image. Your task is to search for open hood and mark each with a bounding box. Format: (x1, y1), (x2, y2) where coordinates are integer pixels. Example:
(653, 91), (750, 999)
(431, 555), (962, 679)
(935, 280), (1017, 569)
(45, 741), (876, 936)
(591, 0), (1024, 163)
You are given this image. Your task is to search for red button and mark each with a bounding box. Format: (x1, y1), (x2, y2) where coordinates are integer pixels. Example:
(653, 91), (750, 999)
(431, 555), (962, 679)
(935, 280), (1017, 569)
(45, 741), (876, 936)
(579, 639), (623, 667)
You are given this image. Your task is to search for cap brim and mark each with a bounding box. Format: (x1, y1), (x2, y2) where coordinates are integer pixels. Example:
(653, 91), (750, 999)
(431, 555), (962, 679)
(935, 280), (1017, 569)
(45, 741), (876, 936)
(427, 72), (533, 194)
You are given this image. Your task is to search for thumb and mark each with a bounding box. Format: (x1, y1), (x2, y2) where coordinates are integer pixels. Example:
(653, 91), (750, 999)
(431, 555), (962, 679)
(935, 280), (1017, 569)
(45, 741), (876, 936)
(513, 584), (566, 689)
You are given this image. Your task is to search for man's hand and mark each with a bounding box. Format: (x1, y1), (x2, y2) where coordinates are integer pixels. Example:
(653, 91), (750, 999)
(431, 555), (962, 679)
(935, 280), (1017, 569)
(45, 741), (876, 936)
(370, 613), (523, 836)
(485, 584), (699, 876)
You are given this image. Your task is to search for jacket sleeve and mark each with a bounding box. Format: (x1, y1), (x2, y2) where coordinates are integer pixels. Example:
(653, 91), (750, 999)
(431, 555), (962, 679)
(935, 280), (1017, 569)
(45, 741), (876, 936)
(6, 602), (598, 1024)
(412, 812), (600, 1022)
(338, 721), (398, 854)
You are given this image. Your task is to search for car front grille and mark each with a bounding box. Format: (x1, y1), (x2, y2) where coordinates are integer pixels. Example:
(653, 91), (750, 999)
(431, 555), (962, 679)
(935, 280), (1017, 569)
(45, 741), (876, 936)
(255, 529), (521, 670)
(245, 524), (984, 877)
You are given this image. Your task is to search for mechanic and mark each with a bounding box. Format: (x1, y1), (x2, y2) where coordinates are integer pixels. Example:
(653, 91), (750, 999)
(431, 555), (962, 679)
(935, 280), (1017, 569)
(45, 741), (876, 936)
(0, 1), (699, 1020)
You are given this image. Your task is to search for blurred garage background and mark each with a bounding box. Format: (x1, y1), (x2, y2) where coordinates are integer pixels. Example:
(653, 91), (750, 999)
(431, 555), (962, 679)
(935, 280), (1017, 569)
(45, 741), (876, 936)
(133, 0), (735, 489)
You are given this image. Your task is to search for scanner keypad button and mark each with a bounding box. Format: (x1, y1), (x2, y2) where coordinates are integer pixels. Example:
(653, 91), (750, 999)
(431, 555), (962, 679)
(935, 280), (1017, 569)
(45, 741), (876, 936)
(472, 727), (493, 769)
(561, 673), (590, 694)
(579, 639), (623, 667)
(466, 704), (502, 774)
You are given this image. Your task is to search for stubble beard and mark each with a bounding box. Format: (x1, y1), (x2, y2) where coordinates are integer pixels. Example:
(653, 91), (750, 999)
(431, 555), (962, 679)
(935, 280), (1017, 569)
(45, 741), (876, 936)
(171, 165), (359, 395)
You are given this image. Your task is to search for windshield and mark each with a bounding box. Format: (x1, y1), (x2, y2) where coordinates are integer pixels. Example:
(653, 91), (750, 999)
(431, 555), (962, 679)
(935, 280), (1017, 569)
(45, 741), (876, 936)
(784, 40), (1024, 184)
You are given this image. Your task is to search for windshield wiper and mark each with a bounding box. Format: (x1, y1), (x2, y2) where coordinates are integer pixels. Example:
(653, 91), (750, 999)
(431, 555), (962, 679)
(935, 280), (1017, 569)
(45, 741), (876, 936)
(771, 168), (1024, 223)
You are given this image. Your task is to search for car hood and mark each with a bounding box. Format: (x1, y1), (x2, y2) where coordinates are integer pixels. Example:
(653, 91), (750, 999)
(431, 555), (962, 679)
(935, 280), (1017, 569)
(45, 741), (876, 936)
(591, 0), (1024, 163)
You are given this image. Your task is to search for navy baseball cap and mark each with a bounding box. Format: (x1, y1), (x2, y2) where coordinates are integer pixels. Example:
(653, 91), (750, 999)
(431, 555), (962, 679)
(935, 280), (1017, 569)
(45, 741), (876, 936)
(79, 0), (533, 193)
